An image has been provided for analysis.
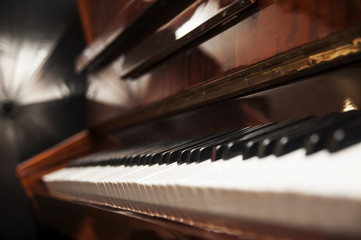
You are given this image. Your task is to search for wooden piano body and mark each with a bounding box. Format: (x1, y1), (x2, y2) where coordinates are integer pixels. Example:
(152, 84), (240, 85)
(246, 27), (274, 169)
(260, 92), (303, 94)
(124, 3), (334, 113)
(16, 0), (361, 239)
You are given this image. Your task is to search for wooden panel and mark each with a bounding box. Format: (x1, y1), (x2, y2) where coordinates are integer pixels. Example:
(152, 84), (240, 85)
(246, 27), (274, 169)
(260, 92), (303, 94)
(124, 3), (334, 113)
(134, 0), (361, 106)
(15, 131), (118, 203)
(120, 0), (255, 78)
(76, 0), (133, 43)
(86, 0), (361, 127)
(76, 0), (195, 73)
(75, 0), (155, 70)
(90, 26), (361, 133)
(109, 61), (361, 146)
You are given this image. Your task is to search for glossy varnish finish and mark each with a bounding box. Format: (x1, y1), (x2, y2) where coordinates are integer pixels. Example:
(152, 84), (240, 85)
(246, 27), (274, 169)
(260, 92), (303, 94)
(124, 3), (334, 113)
(76, 0), (195, 73)
(135, 0), (361, 106)
(16, 131), (118, 204)
(90, 27), (361, 132)
(86, 0), (361, 127)
(15, 1), (361, 239)
(119, 0), (255, 78)
(76, 0), (137, 43)
(75, 0), (155, 71)
(111, 62), (361, 146)
(16, 62), (361, 239)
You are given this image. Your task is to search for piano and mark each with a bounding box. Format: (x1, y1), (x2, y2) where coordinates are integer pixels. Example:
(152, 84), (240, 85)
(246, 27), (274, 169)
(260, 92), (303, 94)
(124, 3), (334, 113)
(16, 0), (361, 239)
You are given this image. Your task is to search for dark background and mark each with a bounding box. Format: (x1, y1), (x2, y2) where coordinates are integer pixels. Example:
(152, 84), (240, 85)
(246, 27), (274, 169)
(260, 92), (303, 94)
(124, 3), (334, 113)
(0, 0), (86, 239)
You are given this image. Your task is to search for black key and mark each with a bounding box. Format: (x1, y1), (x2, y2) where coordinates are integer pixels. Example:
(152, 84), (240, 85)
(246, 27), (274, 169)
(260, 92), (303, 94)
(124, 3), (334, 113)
(160, 152), (171, 164)
(223, 117), (313, 160)
(207, 123), (276, 161)
(328, 118), (361, 152)
(179, 150), (190, 164)
(189, 131), (241, 163)
(155, 134), (216, 164)
(140, 141), (185, 165)
(274, 110), (361, 157)
(305, 126), (340, 155)
(143, 140), (185, 165)
(254, 118), (319, 158)
(189, 148), (200, 163)
(193, 125), (273, 162)
(169, 131), (238, 164)
(212, 144), (226, 161)
(168, 126), (246, 164)
(241, 140), (258, 159)
(257, 138), (275, 158)
(117, 141), (176, 166)
(305, 133), (322, 155)
(106, 158), (116, 166)
(123, 156), (133, 166)
(198, 146), (213, 162)
(138, 155), (148, 165)
(169, 150), (182, 164)
(223, 140), (244, 160)
(184, 128), (251, 163)
(117, 157), (126, 166)
(273, 135), (299, 157)
(148, 154), (160, 165)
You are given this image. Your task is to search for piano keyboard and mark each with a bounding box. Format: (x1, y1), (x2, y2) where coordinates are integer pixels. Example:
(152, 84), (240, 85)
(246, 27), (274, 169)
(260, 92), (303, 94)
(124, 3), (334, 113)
(43, 110), (361, 236)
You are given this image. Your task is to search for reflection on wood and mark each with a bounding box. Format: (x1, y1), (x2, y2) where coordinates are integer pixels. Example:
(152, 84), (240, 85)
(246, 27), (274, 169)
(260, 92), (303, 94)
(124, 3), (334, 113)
(86, 0), (361, 127)
(76, 0), (195, 73)
(119, 0), (255, 79)
(15, 0), (361, 239)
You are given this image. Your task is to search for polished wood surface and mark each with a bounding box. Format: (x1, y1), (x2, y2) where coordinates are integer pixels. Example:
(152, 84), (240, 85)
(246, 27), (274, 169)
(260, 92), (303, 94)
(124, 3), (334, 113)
(16, 131), (118, 204)
(91, 27), (361, 133)
(120, 0), (255, 78)
(86, 0), (361, 127)
(76, 0), (195, 73)
(75, 0), (155, 70)
(15, 0), (361, 239)
(110, 61), (361, 146)
(17, 60), (361, 238)
(132, 0), (361, 105)
(76, 0), (146, 44)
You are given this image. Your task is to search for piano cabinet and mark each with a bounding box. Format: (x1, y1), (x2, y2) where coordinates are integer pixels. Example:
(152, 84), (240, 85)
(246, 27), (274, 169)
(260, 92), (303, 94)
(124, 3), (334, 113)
(16, 0), (361, 239)
(16, 61), (361, 240)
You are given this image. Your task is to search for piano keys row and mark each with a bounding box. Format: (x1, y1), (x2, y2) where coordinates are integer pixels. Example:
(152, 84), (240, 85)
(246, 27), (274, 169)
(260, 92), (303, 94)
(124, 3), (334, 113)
(43, 109), (361, 236)
(68, 110), (361, 168)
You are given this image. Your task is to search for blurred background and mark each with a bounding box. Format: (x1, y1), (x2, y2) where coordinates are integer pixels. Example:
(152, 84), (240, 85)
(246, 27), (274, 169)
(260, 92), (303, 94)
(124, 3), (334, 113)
(0, 0), (86, 239)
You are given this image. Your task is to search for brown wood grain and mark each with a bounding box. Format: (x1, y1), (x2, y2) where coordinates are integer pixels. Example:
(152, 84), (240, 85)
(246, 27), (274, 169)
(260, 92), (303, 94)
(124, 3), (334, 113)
(135, 0), (361, 106)
(76, 0), (134, 44)
(75, 0), (155, 71)
(16, 131), (118, 203)
(76, 0), (95, 43)
(89, 26), (361, 133)
(16, 1), (361, 238)
(18, 61), (361, 239)
(120, 0), (255, 78)
(75, 0), (195, 73)
(109, 61), (361, 146)
(86, 0), (361, 127)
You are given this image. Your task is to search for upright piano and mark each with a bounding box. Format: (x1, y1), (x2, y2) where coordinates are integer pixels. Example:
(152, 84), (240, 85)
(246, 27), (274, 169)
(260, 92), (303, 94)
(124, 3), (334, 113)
(16, 0), (361, 239)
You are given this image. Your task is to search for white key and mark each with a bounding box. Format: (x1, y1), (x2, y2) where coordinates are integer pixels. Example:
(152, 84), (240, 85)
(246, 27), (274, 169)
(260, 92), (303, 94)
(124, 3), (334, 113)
(43, 142), (361, 236)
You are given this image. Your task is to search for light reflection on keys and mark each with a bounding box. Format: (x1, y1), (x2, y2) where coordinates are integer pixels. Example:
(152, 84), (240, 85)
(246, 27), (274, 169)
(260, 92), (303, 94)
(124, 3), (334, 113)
(44, 142), (361, 237)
